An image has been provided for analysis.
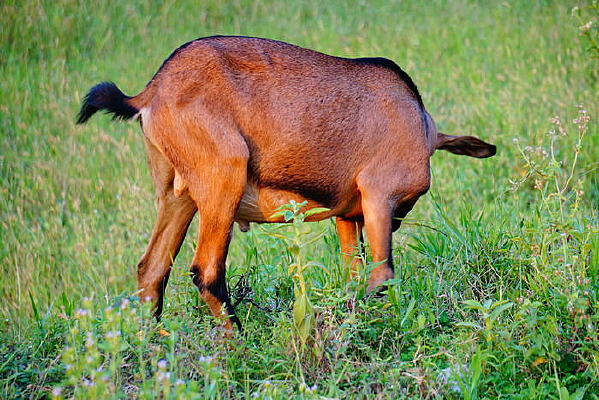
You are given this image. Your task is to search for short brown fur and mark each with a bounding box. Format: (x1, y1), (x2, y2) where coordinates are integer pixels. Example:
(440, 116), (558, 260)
(77, 36), (496, 330)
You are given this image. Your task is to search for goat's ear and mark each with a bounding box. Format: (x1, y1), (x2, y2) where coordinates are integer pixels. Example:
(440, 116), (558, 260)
(436, 132), (497, 158)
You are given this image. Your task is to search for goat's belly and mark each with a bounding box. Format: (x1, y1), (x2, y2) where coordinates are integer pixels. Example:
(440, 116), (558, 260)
(234, 182), (337, 223)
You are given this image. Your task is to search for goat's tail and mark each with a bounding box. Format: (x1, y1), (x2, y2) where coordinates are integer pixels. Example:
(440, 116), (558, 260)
(76, 82), (139, 124)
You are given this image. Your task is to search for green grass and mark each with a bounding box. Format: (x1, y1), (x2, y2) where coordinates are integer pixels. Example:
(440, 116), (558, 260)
(1, 0), (598, 398)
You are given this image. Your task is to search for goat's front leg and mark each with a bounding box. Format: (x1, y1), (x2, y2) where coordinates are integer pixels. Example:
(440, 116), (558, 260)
(335, 216), (364, 279)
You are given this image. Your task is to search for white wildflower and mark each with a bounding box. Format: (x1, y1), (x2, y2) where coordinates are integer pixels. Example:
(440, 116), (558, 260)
(157, 359), (168, 370)
(579, 21), (593, 32)
(82, 378), (95, 387)
(120, 299), (130, 309)
(198, 355), (214, 365)
(105, 330), (121, 339)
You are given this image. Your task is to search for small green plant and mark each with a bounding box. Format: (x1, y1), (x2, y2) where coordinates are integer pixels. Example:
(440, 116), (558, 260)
(453, 346), (492, 400)
(267, 201), (329, 348)
(456, 298), (514, 345)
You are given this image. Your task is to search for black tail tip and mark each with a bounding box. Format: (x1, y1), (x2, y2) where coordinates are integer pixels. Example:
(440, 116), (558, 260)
(76, 101), (98, 125)
(76, 81), (138, 124)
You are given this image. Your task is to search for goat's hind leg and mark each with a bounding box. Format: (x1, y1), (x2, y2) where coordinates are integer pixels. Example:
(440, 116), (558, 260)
(164, 120), (250, 331)
(189, 194), (243, 330)
(136, 137), (197, 318)
(186, 157), (248, 331)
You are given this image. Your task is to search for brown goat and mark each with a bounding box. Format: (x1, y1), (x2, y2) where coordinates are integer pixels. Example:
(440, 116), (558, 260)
(77, 36), (496, 330)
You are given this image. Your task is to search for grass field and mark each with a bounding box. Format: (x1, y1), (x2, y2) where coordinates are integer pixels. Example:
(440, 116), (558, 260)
(1, 0), (598, 398)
